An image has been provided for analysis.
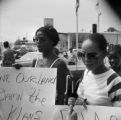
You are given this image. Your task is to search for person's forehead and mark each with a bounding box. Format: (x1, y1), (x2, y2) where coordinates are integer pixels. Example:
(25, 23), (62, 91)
(36, 31), (43, 36)
(82, 39), (100, 52)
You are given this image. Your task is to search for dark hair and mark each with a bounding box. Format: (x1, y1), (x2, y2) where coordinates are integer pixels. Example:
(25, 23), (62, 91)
(35, 25), (60, 46)
(109, 44), (121, 56)
(84, 33), (108, 51)
(3, 41), (10, 48)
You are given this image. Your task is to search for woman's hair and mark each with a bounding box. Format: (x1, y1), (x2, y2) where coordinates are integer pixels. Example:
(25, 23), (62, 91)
(35, 25), (60, 46)
(84, 33), (108, 51)
(109, 44), (121, 56)
(3, 41), (10, 48)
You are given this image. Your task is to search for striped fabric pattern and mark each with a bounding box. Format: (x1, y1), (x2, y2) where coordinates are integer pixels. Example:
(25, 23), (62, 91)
(77, 69), (121, 106)
(107, 73), (121, 104)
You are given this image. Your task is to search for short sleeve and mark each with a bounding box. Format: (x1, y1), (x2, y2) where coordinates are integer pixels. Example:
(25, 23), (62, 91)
(77, 81), (84, 98)
(108, 75), (121, 107)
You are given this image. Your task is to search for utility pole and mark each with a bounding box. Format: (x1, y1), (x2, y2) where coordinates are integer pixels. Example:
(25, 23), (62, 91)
(76, 11), (79, 50)
(76, 0), (79, 50)
(97, 0), (101, 32)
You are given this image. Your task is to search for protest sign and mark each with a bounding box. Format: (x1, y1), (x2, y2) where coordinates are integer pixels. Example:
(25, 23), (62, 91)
(53, 105), (121, 120)
(0, 67), (121, 120)
(0, 67), (57, 120)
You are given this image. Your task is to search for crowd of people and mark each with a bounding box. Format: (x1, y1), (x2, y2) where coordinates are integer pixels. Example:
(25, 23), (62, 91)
(0, 25), (121, 119)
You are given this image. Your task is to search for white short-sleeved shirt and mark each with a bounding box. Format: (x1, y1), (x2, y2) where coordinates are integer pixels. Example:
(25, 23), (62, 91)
(77, 69), (121, 106)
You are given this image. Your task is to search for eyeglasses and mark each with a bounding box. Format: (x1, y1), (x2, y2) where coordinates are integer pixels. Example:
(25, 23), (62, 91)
(80, 51), (102, 60)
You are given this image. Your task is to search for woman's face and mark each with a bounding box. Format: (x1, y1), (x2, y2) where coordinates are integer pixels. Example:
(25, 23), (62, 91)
(35, 31), (54, 53)
(108, 52), (121, 68)
(81, 39), (105, 71)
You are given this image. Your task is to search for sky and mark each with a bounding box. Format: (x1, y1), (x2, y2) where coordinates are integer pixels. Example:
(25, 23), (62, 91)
(0, 0), (121, 43)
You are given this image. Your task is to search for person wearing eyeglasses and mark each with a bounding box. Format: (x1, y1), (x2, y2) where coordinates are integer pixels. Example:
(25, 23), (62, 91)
(108, 44), (121, 76)
(69, 33), (121, 107)
(33, 25), (73, 105)
(14, 25), (73, 105)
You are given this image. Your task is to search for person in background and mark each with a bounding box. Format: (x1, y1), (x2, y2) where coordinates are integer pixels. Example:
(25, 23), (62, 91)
(68, 48), (77, 65)
(1, 41), (20, 67)
(77, 50), (82, 60)
(34, 25), (73, 105)
(53, 47), (59, 56)
(67, 48), (73, 57)
(108, 44), (121, 76)
(69, 33), (121, 107)
(63, 51), (68, 59)
(57, 51), (68, 65)
(19, 45), (28, 57)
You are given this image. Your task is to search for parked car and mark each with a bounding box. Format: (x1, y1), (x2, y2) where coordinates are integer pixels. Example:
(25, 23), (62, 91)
(15, 52), (42, 67)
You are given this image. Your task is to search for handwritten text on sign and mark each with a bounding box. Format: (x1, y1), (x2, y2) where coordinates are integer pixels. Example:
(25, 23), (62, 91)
(0, 67), (57, 120)
(53, 105), (121, 120)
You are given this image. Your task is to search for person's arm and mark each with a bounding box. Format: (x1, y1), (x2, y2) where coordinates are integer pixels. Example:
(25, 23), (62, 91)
(67, 70), (87, 110)
(13, 49), (20, 59)
(108, 76), (121, 107)
(66, 97), (78, 120)
(75, 81), (87, 109)
(55, 60), (72, 105)
(12, 63), (22, 69)
(32, 58), (37, 67)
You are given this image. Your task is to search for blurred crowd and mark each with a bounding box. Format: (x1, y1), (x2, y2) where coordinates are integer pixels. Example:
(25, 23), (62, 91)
(0, 42), (81, 67)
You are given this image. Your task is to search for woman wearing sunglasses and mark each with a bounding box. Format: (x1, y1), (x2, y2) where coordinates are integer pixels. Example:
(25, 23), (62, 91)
(108, 44), (121, 76)
(68, 33), (121, 108)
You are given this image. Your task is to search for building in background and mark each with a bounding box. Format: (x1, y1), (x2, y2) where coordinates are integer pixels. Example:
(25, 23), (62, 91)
(1, 18), (121, 54)
(57, 32), (121, 52)
(58, 32), (90, 51)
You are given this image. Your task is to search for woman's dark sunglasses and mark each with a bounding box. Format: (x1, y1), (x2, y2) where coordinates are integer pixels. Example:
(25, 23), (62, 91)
(80, 51), (102, 60)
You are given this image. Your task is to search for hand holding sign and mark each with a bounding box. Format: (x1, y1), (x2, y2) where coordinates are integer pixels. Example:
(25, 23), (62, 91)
(0, 67), (57, 120)
(66, 110), (78, 120)
(67, 97), (78, 120)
